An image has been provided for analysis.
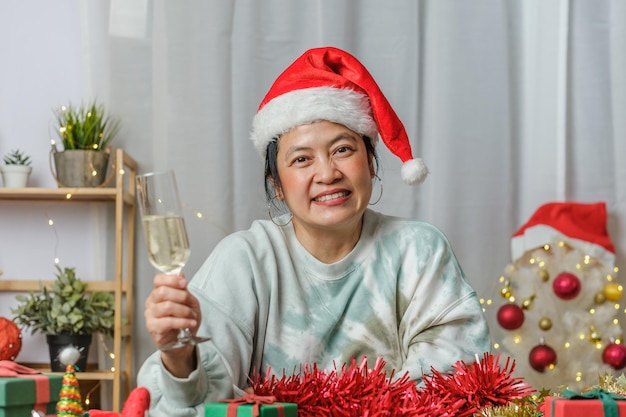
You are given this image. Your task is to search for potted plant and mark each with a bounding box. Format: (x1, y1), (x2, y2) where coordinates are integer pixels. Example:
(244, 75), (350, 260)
(0, 149), (32, 187)
(51, 100), (121, 188)
(11, 265), (115, 371)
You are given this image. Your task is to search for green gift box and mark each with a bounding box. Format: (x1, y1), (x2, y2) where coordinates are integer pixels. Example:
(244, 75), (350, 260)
(205, 398), (297, 417)
(0, 374), (63, 417)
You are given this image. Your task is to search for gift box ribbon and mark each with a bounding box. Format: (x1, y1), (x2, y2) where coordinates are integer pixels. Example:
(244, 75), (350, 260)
(0, 360), (51, 413)
(559, 388), (626, 417)
(220, 394), (283, 417)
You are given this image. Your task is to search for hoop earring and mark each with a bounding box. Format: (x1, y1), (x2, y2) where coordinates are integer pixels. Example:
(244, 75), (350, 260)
(268, 197), (293, 226)
(369, 176), (383, 206)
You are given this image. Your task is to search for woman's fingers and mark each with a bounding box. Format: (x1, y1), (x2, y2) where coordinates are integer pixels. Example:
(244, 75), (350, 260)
(144, 272), (202, 349)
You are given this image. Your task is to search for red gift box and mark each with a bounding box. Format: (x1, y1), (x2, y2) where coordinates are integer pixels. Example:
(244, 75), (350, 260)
(542, 395), (626, 417)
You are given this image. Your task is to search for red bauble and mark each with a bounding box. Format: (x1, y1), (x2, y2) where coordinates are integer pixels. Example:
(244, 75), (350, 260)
(552, 272), (581, 300)
(497, 303), (525, 330)
(602, 343), (626, 370)
(0, 317), (22, 361)
(529, 344), (557, 372)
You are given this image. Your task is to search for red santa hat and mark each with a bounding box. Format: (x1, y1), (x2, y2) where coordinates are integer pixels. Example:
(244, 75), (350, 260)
(250, 46), (428, 185)
(511, 201), (615, 267)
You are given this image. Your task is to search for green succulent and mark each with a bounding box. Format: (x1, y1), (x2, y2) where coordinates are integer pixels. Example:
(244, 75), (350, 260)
(3, 149), (31, 165)
(12, 266), (115, 337)
(54, 100), (120, 151)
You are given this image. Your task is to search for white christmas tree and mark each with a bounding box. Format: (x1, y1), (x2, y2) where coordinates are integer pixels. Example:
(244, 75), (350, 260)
(483, 202), (625, 392)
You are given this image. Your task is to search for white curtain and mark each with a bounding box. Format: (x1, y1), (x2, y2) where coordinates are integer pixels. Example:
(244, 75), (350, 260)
(79, 0), (626, 374)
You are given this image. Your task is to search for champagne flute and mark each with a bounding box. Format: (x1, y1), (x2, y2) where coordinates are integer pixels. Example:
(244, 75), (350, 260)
(136, 170), (210, 350)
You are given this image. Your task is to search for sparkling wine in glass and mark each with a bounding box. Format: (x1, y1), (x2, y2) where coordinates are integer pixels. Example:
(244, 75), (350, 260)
(136, 170), (210, 350)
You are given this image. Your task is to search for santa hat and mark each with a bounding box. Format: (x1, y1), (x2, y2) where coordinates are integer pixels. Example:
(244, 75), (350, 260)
(511, 202), (615, 267)
(250, 46), (428, 185)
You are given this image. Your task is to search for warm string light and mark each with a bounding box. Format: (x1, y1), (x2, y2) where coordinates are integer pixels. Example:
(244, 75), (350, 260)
(46, 213), (61, 265)
(181, 203), (229, 236)
(97, 333), (116, 372)
(84, 380), (101, 409)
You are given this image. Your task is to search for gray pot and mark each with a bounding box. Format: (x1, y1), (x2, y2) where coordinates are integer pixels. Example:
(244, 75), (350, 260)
(52, 149), (110, 187)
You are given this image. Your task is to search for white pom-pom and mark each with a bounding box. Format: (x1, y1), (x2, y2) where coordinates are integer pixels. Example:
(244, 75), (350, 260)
(401, 158), (429, 185)
(57, 345), (81, 366)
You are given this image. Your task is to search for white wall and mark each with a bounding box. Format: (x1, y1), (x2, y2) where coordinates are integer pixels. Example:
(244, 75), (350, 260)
(0, 1), (109, 366)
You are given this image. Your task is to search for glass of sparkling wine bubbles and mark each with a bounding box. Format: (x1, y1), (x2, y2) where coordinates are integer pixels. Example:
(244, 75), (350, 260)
(136, 170), (210, 351)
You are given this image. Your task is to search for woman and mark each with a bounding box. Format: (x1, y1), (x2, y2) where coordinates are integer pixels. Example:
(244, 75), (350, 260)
(138, 46), (490, 416)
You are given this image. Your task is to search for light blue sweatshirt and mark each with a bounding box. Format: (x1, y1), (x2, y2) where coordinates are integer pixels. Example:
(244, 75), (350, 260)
(137, 209), (491, 416)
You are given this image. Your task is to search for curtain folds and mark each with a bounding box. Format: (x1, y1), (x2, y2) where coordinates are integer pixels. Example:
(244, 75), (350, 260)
(90, 0), (625, 364)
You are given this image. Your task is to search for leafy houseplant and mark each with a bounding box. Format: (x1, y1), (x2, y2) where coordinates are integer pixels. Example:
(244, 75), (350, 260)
(51, 100), (121, 187)
(12, 266), (115, 336)
(12, 266), (115, 371)
(0, 149), (32, 187)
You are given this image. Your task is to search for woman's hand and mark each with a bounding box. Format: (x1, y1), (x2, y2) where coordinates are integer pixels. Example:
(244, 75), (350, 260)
(144, 273), (202, 377)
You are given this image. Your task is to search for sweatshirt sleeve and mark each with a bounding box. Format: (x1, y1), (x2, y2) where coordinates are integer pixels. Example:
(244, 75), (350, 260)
(136, 343), (237, 416)
(395, 224), (491, 383)
(137, 233), (259, 415)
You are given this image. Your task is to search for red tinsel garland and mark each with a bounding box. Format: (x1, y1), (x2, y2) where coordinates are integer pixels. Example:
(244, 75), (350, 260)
(251, 353), (533, 417)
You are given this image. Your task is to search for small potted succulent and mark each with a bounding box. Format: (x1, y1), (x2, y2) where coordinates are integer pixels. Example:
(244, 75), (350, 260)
(0, 149), (32, 187)
(51, 100), (121, 188)
(11, 265), (115, 371)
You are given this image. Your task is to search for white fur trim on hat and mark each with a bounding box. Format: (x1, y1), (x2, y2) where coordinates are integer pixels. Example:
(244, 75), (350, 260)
(251, 87), (379, 158)
(401, 158), (429, 185)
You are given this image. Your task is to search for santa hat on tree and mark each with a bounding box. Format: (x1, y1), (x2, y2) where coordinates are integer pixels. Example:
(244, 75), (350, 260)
(511, 201), (615, 267)
(250, 46), (428, 185)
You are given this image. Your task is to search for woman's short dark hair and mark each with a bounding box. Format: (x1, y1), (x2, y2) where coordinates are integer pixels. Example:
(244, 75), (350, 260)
(263, 135), (379, 203)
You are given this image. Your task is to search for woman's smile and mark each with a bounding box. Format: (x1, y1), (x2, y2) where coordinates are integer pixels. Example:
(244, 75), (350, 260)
(312, 190), (351, 203)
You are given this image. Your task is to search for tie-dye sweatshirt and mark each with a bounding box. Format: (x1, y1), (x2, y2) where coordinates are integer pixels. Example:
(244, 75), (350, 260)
(137, 209), (491, 416)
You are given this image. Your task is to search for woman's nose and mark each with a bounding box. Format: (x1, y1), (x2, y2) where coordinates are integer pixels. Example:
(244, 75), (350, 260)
(314, 159), (341, 183)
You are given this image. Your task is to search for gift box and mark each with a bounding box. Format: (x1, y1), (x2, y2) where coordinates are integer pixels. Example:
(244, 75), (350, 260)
(205, 395), (297, 417)
(542, 394), (626, 417)
(0, 374), (63, 417)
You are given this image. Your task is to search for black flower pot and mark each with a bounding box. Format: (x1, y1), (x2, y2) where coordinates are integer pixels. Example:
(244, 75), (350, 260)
(46, 333), (92, 372)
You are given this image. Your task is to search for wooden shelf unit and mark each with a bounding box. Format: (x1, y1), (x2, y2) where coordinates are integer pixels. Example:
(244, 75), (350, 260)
(0, 148), (137, 412)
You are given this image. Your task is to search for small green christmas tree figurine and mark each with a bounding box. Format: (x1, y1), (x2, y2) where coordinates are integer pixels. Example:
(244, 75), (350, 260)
(56, 346), (85, 416)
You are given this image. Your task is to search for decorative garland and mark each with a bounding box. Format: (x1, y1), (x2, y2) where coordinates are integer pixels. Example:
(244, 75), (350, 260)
(250, 353), (535, 417)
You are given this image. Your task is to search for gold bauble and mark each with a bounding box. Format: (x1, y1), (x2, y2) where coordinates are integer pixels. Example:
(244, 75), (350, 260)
(604, 283), (623, 302)
(500, 286), (512, 299)
(595, 291), (607, 304)
(538, 269), (550, 282)
(522, 294), (536, 310)
(589, 327), (602, 344)
(539, 317), (553, 331)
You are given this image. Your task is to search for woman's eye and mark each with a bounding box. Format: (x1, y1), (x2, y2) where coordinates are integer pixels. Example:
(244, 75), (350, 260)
(336, 146), (353, 155)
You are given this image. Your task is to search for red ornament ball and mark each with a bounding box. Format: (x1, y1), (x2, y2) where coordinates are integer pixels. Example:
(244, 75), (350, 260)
(529, 344), (557, 372)
(0, 317), (22, 361)
(552, 272), (581, 300)
(602, 343), (626, 370)
(497, 303), (525, 330)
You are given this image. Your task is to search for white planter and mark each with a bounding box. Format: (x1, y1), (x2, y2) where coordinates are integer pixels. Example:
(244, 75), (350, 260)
(0, 165), (32, 187)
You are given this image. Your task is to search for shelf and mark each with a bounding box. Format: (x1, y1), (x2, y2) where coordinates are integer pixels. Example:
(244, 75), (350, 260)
(21, 363), (124, 381)
(0, 149), (138, 412)
(0, 280), (132, 293)
(0, 187), (135, 204)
